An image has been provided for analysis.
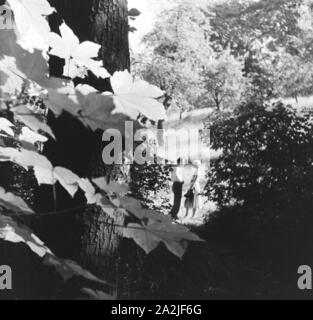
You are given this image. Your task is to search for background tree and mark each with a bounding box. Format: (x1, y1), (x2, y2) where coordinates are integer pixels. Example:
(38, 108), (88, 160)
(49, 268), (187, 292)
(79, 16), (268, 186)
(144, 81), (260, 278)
(134, 2), (214, 114)
(203, 49), (249, 111)
(207, 0), (302, 100)
(136, 0), (306, 113)
(271, 50), (313, 100)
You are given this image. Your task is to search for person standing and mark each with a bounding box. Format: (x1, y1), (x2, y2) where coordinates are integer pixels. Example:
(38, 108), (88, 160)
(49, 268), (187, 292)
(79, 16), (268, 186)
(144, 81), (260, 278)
(170, 158), (184, 220)
(185, 160), (202, 219)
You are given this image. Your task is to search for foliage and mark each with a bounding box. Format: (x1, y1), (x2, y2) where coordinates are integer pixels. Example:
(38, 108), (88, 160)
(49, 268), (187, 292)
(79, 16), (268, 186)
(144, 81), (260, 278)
(209, 0), (301, 54)
(207, 0), (303, 100)
(48, 22), (109, 79)
(0, 0), (203, 299)
(296, 0), (313, 56)
(203, 49), (249, 110)
(134, 1), (214, 112)
(261, 0), (313, 100)
(205, 102), (313, 210)
(130, 159), (171, 215)
(271, 50), (313, 99)
(136, 0), (306, 111)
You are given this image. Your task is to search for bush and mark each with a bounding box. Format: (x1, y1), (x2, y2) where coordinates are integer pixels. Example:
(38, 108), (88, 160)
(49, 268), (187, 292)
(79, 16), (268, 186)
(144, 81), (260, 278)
(203, 103), (313, 281)
(130, 159), (171, 214)
(205, 102), (313, 212)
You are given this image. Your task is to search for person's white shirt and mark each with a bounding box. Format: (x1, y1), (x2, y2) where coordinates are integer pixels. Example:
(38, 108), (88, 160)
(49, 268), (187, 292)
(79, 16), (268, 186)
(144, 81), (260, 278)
(171, 166), (183, 183)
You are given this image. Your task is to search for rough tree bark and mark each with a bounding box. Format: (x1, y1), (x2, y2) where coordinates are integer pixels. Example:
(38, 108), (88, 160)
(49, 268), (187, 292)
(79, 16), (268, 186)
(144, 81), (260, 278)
(82, 1), (130, 294)
(46, 0), (131, 295)
(91, 0), (130, 74)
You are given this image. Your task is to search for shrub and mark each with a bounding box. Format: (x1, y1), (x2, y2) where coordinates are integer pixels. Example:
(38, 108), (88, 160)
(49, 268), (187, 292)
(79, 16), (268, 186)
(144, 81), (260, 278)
(205, 102), (313, 212)
(130, 160), (171, 214)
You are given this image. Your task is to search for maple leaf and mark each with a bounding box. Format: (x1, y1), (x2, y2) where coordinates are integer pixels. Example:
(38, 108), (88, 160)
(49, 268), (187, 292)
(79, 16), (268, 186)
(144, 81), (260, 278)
(0, 186), (33, 214)
(123, 223), (160, 255)
(0, 29), (49, 96)
(93, 177), (129, 196)
(7, 0), (55, 52)
(0, 117), (14, 136)
(75, 84), (116, 130)
(75, 84), (139, 133)
(98, 198), (118, 220)
(0, 147), (54, 185)
(78, 178), (101, 204)
(12, 105), (55, 139)
(124, 221), (204, 259)
(53, 167), (80, 198)
(48, 22), (110, 79)
(41, 77), (81, 116)
(0, 214), (52, 257)
(109, 195), (203, 258)
(118, 196), (171, 223)
(0, 55), (24, 96)
(19, 127), (48, 145)
(107, 70), (166, 121)
(147, 222), (204, 242)
(39, 80), (144, 134)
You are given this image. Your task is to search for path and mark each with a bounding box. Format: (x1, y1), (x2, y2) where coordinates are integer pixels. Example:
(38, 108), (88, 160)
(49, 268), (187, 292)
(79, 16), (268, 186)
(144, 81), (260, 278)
(164, 108), (219, 223)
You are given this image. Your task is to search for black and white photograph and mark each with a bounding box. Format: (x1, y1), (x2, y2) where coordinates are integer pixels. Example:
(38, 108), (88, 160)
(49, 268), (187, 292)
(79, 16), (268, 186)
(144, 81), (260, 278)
(0, 0), (313, 304)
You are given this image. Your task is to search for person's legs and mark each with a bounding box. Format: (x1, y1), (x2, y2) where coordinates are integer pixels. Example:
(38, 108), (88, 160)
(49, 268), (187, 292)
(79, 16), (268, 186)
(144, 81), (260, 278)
(185, 207), (189, 219)
(170, 182), (182, 219)
(176, 182), (183, 218)
(192, 192), (199, 218)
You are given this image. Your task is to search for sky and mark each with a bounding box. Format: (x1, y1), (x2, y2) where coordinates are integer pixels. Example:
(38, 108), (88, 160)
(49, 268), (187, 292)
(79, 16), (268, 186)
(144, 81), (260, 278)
(127, 0), (219, 52)
(128, 0), (178, 52)
(128, 0), (157, 52)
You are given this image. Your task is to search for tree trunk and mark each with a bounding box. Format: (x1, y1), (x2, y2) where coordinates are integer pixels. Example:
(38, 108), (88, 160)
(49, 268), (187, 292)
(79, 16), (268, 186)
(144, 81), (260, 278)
(81, 0), (130, 295)
(47, 0), (131, 295)
(91, 0), (130, 74)
(83, 1), (130, 295)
